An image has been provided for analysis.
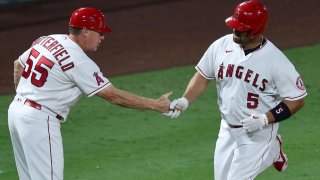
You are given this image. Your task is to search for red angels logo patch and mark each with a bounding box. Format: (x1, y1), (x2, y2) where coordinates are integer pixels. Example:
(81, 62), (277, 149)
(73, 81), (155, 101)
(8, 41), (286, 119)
(93, 72), (105, 86)
(296, 76), (305, 90)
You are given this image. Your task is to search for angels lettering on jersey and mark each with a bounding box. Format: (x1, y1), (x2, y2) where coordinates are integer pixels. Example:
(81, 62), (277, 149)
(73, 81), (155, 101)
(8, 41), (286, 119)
(218, 62), (268, 92)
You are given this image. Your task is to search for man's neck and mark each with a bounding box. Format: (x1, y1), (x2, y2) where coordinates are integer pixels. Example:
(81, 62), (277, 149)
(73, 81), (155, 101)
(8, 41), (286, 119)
(243, 37), (266, 56)
(68, 34), (86, 51)
(241, 36), (264, 50)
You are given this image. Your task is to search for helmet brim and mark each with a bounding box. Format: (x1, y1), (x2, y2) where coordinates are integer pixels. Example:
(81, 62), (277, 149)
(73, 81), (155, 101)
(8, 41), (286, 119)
(225, 16), (251, 32)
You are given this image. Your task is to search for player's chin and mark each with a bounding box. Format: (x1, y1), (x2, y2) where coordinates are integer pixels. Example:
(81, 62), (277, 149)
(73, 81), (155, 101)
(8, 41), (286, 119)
(95, 44), (101, 51)
(91, 46), (99, 51)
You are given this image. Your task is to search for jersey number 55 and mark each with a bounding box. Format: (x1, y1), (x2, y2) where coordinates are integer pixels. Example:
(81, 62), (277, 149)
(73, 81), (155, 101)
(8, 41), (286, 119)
(22, 48), (54, 87)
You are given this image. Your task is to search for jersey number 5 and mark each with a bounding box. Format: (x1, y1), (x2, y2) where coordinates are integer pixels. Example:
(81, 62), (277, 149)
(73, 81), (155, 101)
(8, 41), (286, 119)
(247, 92), (259, 109)
(22, 48), (54, 87)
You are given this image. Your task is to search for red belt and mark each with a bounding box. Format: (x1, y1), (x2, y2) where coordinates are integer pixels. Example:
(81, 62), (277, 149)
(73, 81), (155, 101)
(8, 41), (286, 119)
(24, 99), (63, 121)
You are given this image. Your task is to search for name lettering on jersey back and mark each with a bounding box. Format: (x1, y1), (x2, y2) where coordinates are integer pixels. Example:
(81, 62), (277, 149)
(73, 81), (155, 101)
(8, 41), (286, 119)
(34, 36), (74, 72)
(218, 63), (268, 91)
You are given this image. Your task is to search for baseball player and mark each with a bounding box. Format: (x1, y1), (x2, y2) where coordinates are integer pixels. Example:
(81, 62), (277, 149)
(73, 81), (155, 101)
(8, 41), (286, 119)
(8, 7), (172, 180)
(165, 1), (307, 179)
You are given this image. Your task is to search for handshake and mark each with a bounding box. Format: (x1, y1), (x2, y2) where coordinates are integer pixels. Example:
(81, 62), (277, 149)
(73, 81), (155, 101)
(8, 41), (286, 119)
(162, 96), (269, 133)
(163, 97), (189, 118)
(161, 95), (269, 133)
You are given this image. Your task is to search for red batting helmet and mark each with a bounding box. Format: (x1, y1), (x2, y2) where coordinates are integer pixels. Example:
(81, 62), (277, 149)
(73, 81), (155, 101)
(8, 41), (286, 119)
(225, 0), (268, 38)
(69, 7), (112, 34)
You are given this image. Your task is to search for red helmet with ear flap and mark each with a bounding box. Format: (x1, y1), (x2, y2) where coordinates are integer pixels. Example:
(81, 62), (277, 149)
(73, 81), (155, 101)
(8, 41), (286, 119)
(225, 0), (268, 39)
(69, 7), (112, 34)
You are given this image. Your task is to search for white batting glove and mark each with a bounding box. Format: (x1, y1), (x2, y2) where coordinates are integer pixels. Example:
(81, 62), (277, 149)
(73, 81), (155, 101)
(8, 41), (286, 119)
(163, 110), (174, 116)
(240, 113), (268, 133)
(163, 97), (189, 118)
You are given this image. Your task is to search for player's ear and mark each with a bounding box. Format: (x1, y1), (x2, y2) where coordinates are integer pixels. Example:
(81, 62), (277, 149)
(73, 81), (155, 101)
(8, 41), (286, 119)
(81, 28), (89, 38)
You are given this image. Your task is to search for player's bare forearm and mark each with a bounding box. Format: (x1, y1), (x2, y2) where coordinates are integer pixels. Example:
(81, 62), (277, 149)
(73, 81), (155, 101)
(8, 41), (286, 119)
(183, 72), (210, 103)
(13, 59), (23, 89)
(97, 85), (171, 113)
(266, 98), (305, 123)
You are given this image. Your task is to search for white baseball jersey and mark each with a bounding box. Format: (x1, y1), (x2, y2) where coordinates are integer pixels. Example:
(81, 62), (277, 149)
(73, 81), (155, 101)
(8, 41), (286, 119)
(16, 34), (111, 120)
(196, 34), (307, 125)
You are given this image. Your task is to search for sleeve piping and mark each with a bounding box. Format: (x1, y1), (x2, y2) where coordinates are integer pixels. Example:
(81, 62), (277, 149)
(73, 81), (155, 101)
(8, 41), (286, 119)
(87, 82), (111, 97)
(283, 92), (307, 101)
(195, 66), (215, 80)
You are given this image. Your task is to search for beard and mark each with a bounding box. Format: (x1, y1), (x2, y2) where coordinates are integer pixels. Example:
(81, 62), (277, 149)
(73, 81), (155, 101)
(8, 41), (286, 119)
(232, 30), (244, 44)
(233, 31), (250, 46)
(233, 36), (241, 44)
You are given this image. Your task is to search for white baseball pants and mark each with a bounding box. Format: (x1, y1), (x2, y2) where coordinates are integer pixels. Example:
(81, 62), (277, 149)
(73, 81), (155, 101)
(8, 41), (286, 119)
(8, 95), (64, 180)
(214, 119), (280, 180)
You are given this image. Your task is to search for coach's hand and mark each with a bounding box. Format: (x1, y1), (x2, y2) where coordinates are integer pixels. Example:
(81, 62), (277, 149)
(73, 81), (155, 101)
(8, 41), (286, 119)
(156, 92), (173, 113)
(163, 97), (189, 118)
(240, 113), (268, 133)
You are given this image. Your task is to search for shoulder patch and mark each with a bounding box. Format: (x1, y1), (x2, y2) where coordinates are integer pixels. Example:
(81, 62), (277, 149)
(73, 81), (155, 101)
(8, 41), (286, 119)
(296, 76), (305, 90)
(93, 72), (105, 86)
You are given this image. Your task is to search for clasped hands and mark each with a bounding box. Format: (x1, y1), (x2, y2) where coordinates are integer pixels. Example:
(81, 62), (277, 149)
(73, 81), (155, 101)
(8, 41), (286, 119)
(163, 97), (269, 133)
(163, 97), (189, 118)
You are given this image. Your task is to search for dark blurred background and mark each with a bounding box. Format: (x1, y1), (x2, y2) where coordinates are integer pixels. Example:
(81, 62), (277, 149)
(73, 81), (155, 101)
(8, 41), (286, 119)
(1, 0), (319, 94)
